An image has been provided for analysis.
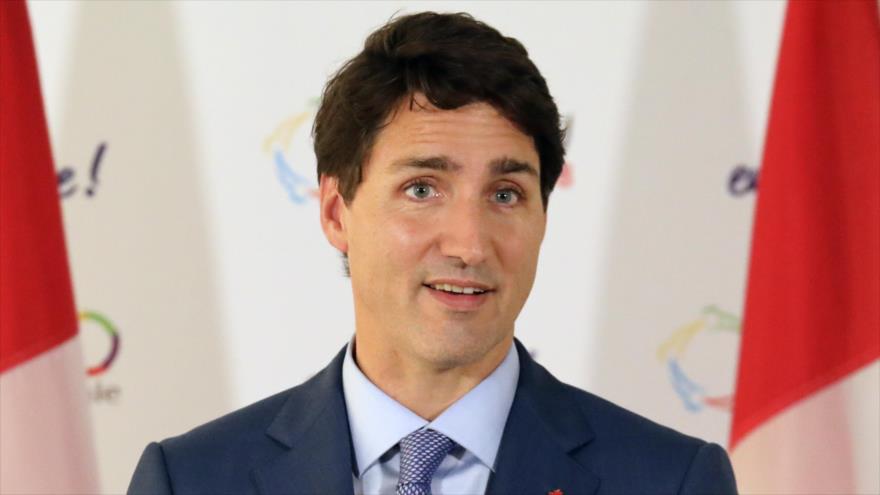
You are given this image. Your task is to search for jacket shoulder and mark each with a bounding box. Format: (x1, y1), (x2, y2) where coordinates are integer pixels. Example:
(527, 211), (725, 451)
(163, 386), (290, 452)
(566, 382), (706, 448)
(146, 386), (294, 494)
(563, 383), (736, 493)
(131, 346), (349, 495)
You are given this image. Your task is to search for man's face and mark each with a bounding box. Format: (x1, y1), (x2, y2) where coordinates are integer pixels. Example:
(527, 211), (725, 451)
(323, 95), (546, 370)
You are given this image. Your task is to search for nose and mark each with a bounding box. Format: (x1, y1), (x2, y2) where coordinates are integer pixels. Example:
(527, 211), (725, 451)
(438, 197), (490, 267)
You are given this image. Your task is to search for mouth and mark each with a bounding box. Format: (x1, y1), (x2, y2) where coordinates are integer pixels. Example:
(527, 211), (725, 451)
(422, 281), (494, 311)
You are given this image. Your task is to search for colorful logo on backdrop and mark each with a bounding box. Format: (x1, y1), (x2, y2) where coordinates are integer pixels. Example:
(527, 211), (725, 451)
(81, 310), (119, 376)
(264, 99), (321, 205)
(58, 142), (107, 200)
(657, 305), (741, 412)
(264, 104), (576, 205)
(80, 310), (122, 403)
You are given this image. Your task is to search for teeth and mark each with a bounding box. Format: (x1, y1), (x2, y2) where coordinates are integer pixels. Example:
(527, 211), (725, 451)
(430, 284), (487, 294)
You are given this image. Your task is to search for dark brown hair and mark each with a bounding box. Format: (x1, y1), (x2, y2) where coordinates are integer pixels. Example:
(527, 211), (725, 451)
(312, 11), (566, 208)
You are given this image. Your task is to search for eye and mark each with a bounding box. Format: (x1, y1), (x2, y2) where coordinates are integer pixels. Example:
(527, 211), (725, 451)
(493, 188), (521, 205)
(404, 182), (437, 200)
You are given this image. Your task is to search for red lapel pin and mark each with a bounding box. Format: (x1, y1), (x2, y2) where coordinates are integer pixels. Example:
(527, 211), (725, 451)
(548, 490), (563, 495)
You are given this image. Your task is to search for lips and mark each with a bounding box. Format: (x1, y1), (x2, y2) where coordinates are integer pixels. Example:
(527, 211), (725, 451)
(423, 279), (493, 292)
(423, 281), (493, 311)
(426, 283), (487, 295)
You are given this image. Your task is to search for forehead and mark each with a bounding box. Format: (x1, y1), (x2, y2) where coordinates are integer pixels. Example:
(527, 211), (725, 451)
(365, 96), (539, 176)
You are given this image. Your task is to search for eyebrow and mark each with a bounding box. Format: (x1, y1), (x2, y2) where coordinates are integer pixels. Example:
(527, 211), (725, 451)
(391, 155), (539, 178)
(489, 157), (539, 178)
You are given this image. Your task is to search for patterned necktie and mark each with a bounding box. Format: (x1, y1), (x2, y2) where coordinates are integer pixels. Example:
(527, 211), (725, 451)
(396, 428), (455, 495)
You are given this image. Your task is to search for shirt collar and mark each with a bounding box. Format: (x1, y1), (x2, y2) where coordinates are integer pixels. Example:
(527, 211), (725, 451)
(341, 339), (519, 476)
(428, 342), (519, 470)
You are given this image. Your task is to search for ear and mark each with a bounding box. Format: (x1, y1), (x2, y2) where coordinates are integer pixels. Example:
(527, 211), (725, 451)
(319, 175), (349, 254)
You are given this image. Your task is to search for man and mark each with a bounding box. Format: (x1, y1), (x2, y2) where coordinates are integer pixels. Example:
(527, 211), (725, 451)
(129, 12), (737, 495)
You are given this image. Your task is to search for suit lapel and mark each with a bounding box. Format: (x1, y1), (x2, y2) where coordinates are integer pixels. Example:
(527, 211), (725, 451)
(252, 347), (355, 495)
(486, 341), (600, 495)
(249, 340), (600, 495)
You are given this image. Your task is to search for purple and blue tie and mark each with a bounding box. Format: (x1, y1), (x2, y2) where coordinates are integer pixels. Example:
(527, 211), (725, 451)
(396, 428), (455, 495)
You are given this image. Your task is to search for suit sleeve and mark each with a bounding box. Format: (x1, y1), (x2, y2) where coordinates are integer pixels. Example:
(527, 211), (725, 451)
(678, 442), (738, 495)
(128, 442), (174, 495)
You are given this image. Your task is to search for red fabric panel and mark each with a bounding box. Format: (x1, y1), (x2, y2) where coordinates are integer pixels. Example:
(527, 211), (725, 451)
(730, 0), (880, 448)
(0, 0), (78, 373)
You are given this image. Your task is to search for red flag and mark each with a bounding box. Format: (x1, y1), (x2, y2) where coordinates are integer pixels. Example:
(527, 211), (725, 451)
(730, 0), (880, 492)
(0, 0), (77, 374)
(0, 1), (99, 492)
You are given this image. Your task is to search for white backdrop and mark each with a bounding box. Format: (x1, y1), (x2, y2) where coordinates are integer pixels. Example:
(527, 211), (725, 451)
(29, 1), (784, 492)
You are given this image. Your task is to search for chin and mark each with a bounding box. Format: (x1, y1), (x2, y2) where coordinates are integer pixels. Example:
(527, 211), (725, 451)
(411, 323), (510, 370)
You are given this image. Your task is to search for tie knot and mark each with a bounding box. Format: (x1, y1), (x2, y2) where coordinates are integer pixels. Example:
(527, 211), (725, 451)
(397, 428), (455, 494)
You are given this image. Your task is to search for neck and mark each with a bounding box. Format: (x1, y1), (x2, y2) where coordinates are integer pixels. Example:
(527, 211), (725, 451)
(352, 333), (512, 421)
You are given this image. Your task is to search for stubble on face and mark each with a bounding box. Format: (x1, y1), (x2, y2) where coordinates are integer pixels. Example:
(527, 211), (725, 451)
(342, 94), (546, 379)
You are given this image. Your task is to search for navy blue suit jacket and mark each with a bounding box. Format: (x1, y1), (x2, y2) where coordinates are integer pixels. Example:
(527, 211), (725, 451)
(129, 340), (737, 494)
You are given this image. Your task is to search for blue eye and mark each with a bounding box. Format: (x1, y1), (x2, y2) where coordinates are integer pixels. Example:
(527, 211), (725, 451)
(405, 183), (436, 199)
(494, 189), (520, 204)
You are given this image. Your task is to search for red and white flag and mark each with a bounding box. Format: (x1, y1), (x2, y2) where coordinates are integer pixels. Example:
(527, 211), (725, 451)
(0, 1), (100, 493)
(730, 0), (880, 493)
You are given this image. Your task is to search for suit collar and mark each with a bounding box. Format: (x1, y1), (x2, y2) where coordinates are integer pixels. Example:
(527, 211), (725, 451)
(486, 340), (600, 495)
(252, 346), (355, 495)
(252, 339), (600, 495)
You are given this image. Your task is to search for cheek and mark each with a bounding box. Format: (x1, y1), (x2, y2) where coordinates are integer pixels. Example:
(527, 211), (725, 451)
(389, 215), (432, 250)
(492, 214), (545, 269)
(356, 209), (435, 276)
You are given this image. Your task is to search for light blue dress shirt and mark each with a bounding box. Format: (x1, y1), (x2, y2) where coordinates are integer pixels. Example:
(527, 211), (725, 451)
(342, 341), (520, 495)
